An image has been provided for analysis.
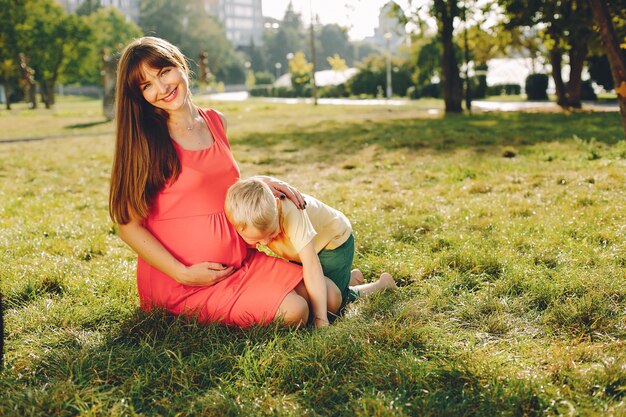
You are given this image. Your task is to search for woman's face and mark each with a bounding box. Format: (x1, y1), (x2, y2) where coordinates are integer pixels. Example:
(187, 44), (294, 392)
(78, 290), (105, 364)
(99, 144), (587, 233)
(138, 63), (189, 112)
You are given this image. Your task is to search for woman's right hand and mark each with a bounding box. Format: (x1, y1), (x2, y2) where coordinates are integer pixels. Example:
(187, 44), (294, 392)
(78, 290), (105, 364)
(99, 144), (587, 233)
(178, 262), (235, 287)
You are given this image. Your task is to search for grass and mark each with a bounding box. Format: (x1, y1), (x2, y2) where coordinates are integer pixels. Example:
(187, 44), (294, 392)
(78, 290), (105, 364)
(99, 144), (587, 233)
(1, 96), (625, 416)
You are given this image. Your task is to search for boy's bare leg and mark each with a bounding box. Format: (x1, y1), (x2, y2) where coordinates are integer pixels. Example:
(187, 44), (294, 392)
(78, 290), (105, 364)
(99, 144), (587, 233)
(349, 268), (364, 286)
(352, 272), (397, 297)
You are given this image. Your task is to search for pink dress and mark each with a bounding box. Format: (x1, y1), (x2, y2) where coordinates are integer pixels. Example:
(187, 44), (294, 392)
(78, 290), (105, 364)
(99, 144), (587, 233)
(136, 108), (303, 326)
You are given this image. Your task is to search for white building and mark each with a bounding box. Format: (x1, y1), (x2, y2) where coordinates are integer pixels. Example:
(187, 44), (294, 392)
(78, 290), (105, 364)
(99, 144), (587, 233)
(55, 0), (264, 48)
(55, 0), (139, 22)
(204, 0), (264, 48)
(364, 0), (407, 50)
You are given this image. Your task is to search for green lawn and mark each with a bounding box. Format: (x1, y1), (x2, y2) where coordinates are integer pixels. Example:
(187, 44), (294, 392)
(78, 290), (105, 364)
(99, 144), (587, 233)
(1, 97), (625, 416)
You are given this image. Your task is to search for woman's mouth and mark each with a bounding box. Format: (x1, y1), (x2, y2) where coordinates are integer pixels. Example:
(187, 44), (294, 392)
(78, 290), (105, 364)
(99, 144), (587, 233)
(161, 87), (178, 102)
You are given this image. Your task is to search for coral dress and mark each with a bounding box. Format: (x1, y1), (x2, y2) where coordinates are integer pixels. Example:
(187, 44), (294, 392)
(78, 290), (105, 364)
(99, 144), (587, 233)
(135, 108), (303, 326)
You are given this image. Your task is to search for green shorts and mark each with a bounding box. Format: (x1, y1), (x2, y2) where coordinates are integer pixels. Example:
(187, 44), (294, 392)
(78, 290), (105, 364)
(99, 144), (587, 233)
(318, 234), (359, 306)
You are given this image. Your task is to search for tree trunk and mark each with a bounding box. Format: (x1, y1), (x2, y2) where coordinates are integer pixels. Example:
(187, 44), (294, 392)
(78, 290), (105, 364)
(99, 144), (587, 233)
(435, 0), (463, 113)
(41, 81), (54, 109)
(550, 47), (567, 107)
(567, 40), (588, 109)
(2, 82), (11, 110)
(587, 0), (626, 138)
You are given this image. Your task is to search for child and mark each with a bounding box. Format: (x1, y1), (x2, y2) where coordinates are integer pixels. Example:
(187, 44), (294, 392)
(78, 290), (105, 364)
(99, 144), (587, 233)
(225, 177), (397, 326)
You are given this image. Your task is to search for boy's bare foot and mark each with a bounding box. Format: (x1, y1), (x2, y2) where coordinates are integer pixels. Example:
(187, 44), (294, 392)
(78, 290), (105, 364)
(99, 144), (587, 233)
(350, 269), (364, 286)
(378, 272), (398, 289)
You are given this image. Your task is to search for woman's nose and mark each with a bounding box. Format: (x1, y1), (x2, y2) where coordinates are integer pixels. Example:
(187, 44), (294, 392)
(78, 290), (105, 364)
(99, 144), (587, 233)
(154, 79), (168, 94)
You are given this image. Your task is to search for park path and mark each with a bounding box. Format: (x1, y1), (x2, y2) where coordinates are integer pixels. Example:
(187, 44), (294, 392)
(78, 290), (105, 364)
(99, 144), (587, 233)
(203, 91), (619, 112)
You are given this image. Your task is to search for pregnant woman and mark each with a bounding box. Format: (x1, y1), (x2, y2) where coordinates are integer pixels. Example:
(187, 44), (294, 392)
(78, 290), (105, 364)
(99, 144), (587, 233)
(109, 37), (318, 327)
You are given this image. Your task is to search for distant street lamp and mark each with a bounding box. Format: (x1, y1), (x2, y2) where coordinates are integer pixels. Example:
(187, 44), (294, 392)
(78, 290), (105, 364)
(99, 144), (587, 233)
(384, 32), (393, 99)
(274, 62), (282, 80)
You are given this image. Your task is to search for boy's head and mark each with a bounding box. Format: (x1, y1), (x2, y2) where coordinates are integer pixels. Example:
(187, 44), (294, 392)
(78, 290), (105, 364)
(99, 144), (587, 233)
(225, 178), (280, 246)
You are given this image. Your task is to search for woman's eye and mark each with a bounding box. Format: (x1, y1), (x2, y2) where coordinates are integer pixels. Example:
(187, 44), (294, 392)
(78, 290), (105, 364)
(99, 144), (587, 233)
(142, 83), (151, 91)
(161, 69), (171, 76)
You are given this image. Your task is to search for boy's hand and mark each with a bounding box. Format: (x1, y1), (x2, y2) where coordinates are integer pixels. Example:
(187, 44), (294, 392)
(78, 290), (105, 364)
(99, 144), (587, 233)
(314, 317), (330, 328)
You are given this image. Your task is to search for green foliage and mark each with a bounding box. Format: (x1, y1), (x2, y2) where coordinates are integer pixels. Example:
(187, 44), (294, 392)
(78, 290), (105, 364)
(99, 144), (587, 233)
(288, 51), (312, 94)
(317, 24), (353, 69)
(252, 71), (275, 86)
(139, 0), (243, 84)
(15, 0), (91, 106)
(63, 7), (142, 86)
(587, 54), (615, 91)
(487, 83), (522, 96)
(1, 98), (626, 416)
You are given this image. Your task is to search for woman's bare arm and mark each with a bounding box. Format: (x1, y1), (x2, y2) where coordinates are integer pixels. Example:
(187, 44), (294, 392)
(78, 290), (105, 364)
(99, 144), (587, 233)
(118, 215), (234, 286)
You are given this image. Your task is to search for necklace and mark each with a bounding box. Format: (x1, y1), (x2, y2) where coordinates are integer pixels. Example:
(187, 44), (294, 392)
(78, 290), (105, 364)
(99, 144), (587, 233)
(185, 110), (199, 131)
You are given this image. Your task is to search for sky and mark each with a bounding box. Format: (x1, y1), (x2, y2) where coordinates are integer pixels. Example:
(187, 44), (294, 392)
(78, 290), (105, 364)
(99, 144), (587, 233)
(261, 0), (412, 41)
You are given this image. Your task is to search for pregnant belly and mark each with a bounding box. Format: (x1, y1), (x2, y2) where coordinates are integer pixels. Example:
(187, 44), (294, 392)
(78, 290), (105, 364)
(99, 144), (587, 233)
(148, 214), (247, 267)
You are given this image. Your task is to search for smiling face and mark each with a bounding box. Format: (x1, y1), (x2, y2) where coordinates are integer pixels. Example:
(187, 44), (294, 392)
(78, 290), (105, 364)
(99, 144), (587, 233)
(237, 224), (280, 247)
(139, 64), (189, 113)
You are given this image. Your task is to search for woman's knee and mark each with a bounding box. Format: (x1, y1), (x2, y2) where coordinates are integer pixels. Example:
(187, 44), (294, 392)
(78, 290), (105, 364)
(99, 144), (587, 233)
(276, 291), (309, 327)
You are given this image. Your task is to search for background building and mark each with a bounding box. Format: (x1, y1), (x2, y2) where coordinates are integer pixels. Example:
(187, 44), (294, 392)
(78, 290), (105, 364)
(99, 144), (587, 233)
(56, 0), (139, 22)
(55, 0), (263, 48)
(365, 0), (407, 49)
(204, 0), (264, 48)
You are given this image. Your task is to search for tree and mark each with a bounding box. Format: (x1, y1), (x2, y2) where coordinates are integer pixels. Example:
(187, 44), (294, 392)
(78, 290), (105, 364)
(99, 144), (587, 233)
(587, 0), (626, 137)
(500, 0), (596, 108)
(288, 51), (313, 95)
(327, 54), (348, 71)
(16, 0), (90, 108)
(262, 4), (304, 75)
(64, 7), (142, 86)
(317, 24), (353, 69)
(433, 0), (463, 113)
(0, 0), (26, 109)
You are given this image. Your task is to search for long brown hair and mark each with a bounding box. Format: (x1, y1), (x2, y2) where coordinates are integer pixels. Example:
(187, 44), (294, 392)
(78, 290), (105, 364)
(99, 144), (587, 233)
(109, 37), (189, 224)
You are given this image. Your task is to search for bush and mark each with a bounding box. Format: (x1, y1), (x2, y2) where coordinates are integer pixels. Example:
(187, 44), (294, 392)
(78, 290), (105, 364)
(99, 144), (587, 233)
(470, 75), (487, 99)
(580, 80), (597, 101)
(318, 84), (348, 98)
(421, 83), (441, 98)
(525, 74), (549, 100)
(486, 84), (521, 96)
(253, 71), (275, 85)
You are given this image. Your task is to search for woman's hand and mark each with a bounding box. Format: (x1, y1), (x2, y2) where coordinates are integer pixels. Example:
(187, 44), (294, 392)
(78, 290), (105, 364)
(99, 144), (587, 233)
(256, 175), (306, 209)
(178, 262), (235, 286)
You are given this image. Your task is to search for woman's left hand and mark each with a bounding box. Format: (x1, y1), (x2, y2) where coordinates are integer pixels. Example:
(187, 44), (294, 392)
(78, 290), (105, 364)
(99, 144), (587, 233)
(257, 176), (306, 210)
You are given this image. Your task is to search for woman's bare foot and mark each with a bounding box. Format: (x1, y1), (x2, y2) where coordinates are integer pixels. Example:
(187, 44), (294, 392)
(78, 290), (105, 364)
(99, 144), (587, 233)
(350, 269), (364, 286)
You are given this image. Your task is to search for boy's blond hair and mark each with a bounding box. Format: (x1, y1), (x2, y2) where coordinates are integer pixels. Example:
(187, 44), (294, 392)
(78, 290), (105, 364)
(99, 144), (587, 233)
(225, 178), (279, 232)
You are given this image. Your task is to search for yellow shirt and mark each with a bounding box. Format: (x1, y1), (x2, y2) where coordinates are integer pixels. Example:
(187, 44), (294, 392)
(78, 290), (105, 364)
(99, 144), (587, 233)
(267, 194), (352, 262)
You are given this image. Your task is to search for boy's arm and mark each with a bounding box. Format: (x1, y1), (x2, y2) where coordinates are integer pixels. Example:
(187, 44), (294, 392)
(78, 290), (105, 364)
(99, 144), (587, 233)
(298, 241), (329, 327)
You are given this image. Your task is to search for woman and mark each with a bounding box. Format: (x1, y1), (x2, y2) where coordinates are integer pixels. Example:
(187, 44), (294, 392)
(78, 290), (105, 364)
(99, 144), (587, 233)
(109, 37), (325, 327)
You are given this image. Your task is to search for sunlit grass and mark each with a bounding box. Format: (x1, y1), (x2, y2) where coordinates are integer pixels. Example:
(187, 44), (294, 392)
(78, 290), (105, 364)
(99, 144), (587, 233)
(1, 96), (625, 416)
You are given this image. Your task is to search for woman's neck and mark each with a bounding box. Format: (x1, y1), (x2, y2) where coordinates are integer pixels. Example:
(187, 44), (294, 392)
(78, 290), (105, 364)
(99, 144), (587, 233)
(167, 99), (198, 133)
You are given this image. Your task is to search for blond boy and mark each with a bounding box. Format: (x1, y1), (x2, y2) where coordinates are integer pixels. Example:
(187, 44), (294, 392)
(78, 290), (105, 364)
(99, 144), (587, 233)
(225, 178), (396, 326)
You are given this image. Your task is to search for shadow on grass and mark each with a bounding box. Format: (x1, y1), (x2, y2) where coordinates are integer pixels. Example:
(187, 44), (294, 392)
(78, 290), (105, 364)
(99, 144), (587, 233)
(1, 308), (551, 416)
(0, 131), (114, 144)
(233, 112), (623, 157)
(65, 119), (111, 129)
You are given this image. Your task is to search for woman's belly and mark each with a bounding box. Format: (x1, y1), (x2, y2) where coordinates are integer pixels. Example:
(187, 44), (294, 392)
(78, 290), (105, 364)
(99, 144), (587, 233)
(146, 212), (247, 268)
